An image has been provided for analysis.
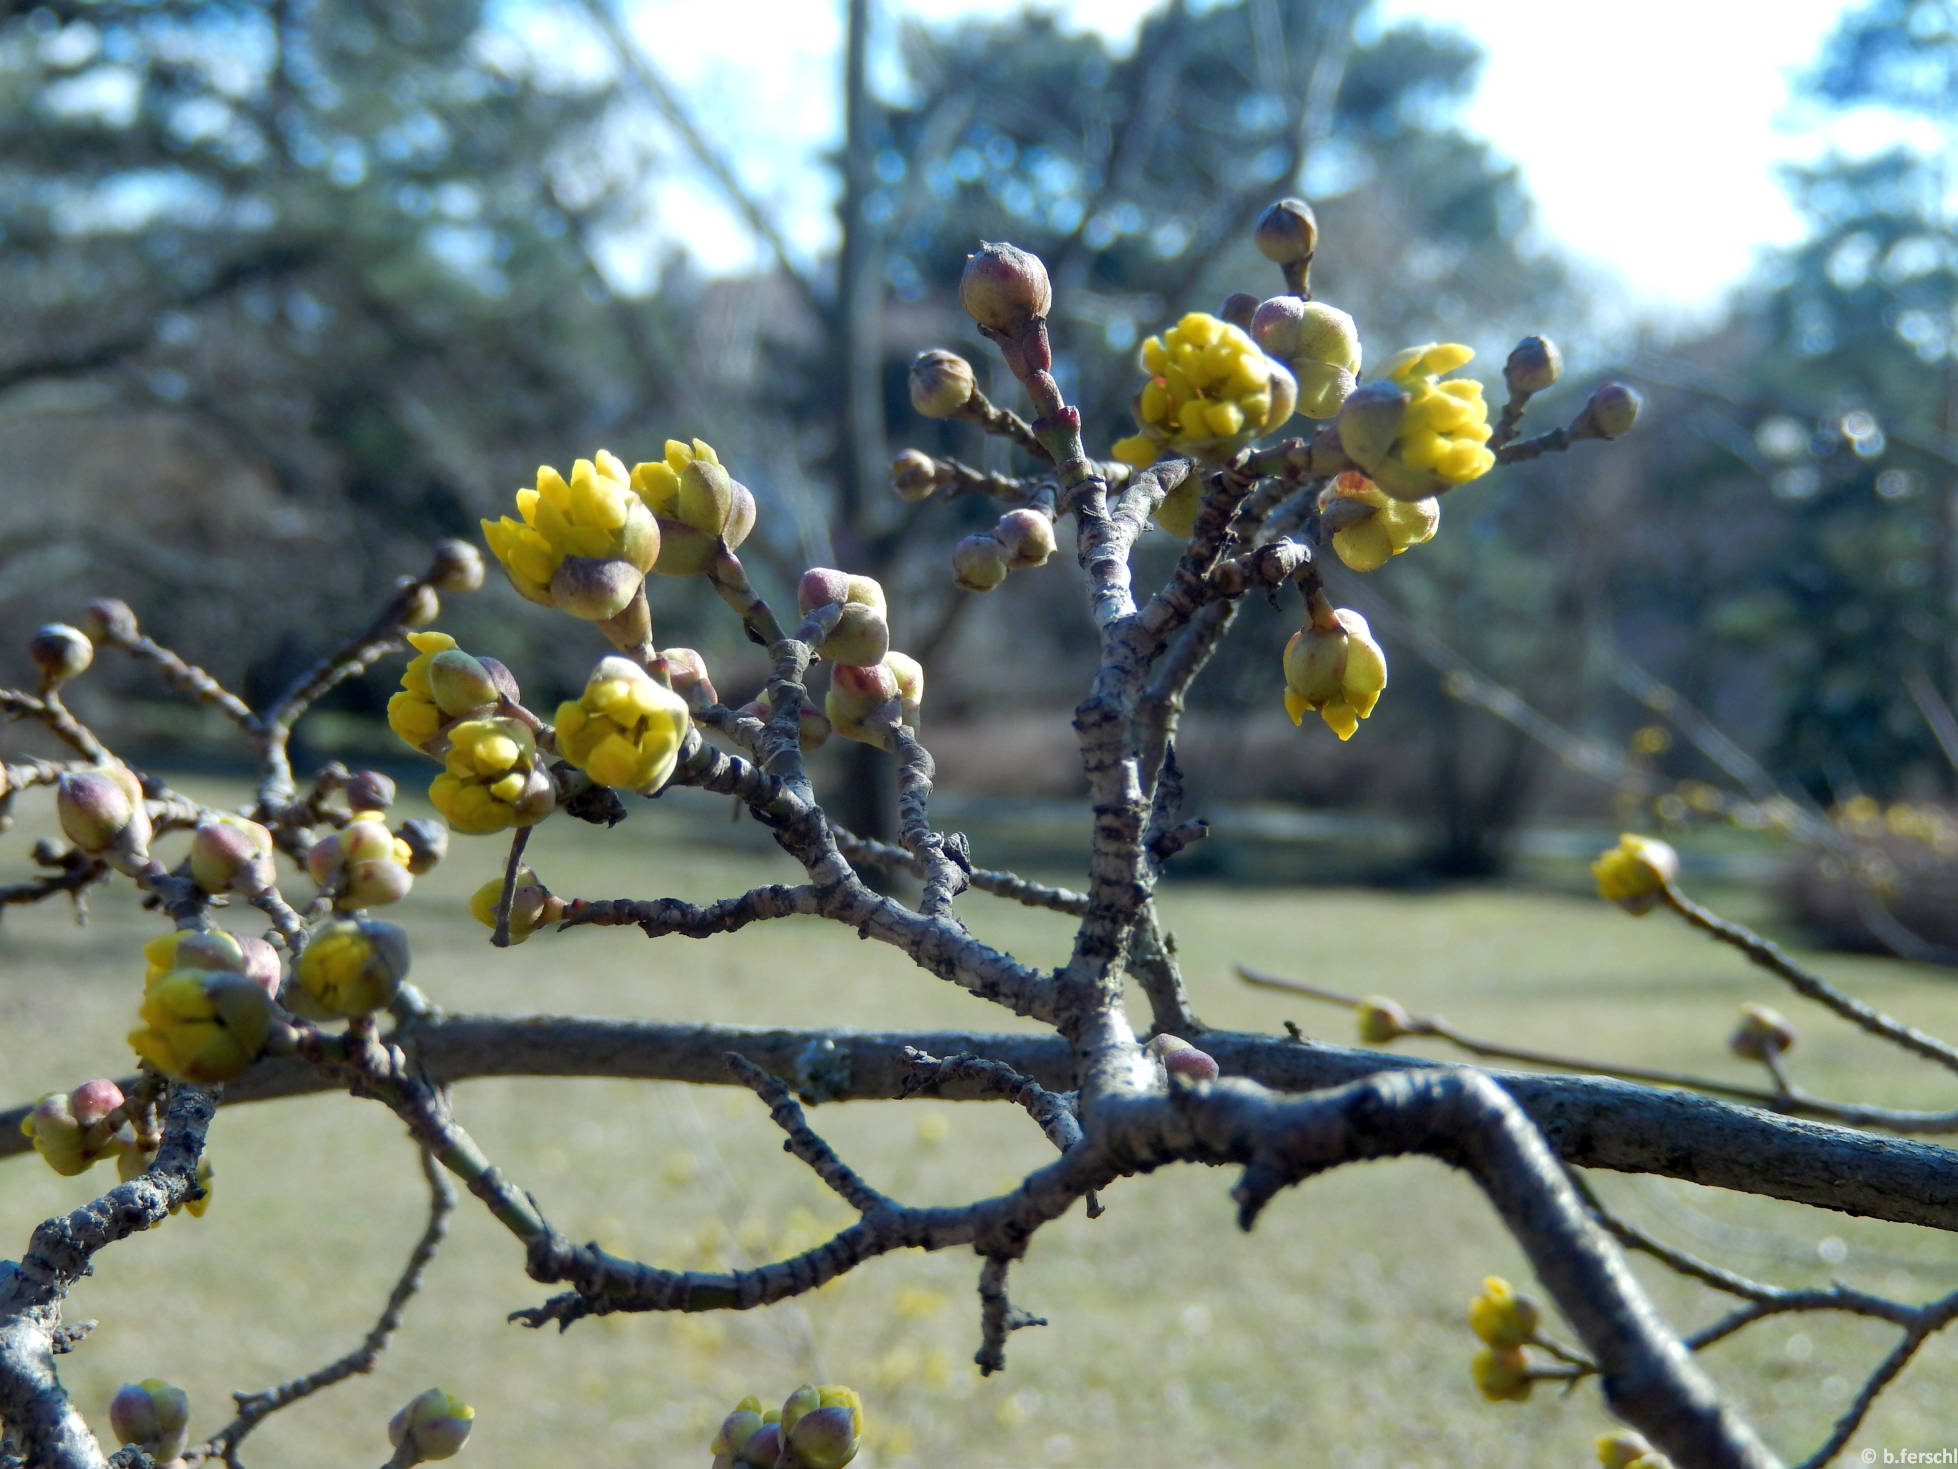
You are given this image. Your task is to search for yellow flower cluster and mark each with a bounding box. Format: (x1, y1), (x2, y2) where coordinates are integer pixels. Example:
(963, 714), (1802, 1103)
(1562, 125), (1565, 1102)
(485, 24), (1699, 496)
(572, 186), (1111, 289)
(1322, 471), (1439, 573)
(387, 630), (503, 748)
(1591, 833), (1679, 915)
(630, 438), (757, 576)
(481, 452), (659, 618)
(430, 716), (554, 834)
(555, 657), (692, 793)
(1338, 342), (1495, 501)
(306, 814), (416, 909)
(20, 1080), (125, 1177)
(1111, 312), (1297, 485)
(1282, 608), (1388, 741)
(1468, 1275), (1540, 1349)
(468, 866), (565, 945)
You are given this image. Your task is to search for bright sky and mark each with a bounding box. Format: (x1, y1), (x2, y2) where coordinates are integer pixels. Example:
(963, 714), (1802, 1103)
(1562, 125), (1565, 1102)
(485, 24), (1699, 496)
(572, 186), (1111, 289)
(618, 0), (1922, 327)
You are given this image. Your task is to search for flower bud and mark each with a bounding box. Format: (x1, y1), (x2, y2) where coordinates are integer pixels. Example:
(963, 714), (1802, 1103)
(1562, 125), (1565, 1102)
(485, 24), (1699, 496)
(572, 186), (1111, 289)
(82, 598), (138, 643)
(952, 534), (1010, 592)
(826, 662), (900, 746)
(1598, 1430), (1659, 1469)
(21, 1080), (126, 1176)
(1322, 471), (1439, 573)
(885, 651), (924, 727)
(1471, 1345), (1532, 1403)
(548, 553), (644, 621)
(469, 867), (566, 945)
(1590, 833), (1678, 915)
(144, 928), (281, 998)
(992, 509), (1056, 569)
(306, 814), (415, 909)
(1728, 1003), (1796, 1062)
(1146, 1033), (1219, 1083)
(797, 573), (889, 667)
(1253, 197), (1317, 264)
(1218, 291), (1259, 331)
(295, 916), (411, 1018)
(388, 1387), (474, 1462)
(110, 1379), (191, 1461)
(1252, 298), (1361, 418)
(891, 449), (939, 502)
(29, 623), (92, 683)
(1575, 381), (1642, 439)
(1336, 379), (1412, 472)
(555, 656), (693, 793)
(712, 1400), (768, 1462)
(397, 817), (448, 875)
(429, 537), (485, 593)
(1468, 1275), (1540, 1349)
(661, 646), (718, 709)
(782, 1384), (863, 1469)
(401, 583), (442, 627)
(1503, 335), (1562, 398)
(909, 349), (977, 418)
(1282, 609), (1388, 741)
(345, 769), (397, 813)
(130, 971), (274, 1082)
(56, 766), (150, 858)
(960, 241), (1052, 333)
(188, 814), (275, 896)
(743, 692), (832, 752)
(1355, 996), (1411, 1044)
(426, 649), (504, 718)
(797, 568), (851, 613)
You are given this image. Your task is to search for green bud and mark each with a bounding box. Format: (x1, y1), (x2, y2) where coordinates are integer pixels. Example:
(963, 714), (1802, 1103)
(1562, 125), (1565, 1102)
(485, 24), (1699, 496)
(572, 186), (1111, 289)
(993, 509), (1056, 568)
(677, 457), (737, 537)
(56, 766), (150, 858)
(388, 1387), (474, 1462)
(891, 449), (939, 502)
(820, 604), (891, 669)
(188, 815), (275, 896)
(426, 649), (503, 718)
(1336, 379), (1411, 470)
(952, 534), (1010, 592)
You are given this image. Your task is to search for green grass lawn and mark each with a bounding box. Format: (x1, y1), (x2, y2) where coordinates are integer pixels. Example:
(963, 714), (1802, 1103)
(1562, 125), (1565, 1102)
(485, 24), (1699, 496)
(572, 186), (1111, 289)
(6, 780), (1958, 1466)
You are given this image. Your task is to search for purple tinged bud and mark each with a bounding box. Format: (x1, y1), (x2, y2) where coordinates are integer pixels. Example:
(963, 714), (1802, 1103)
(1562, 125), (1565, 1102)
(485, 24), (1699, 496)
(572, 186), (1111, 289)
(820, 604), (891, 669)
(188, 815), (275, 896)
(959, 241), (1052, 333)
(1147, 1033), (1220, 1083)
(788, 1405), (861, 1468)
(548, 555), (643, 620)
(345, 770), (397, 813)
(70, 1078), (124, 1127)
(476, 656), (522, 705)
(661, 647), (717, 708)
(388, 1387), (474, 1462)
(797, 568), (852, 614)
(1503, 335), (1563, 398)
(30, 623), (92, 683)
(56, 766), (150, 857)
(82, 598), (138, 643)
(740, 1423), (783, 1465)
(952, 534), (1010, 592)
(429, 538), (485, 593)
(1254, 197), (1317, 264)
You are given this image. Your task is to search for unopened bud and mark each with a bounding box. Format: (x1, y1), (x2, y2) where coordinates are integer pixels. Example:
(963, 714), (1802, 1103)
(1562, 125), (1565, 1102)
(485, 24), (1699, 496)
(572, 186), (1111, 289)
(109, 1379), (190, 1461)
(29, 623), (92, 683)
(1728, 1003), (1796, 1062)
(909, 349), (977, 418)
(993, 508), (1056, 568)
(952, 534), (1010, 592)
(82, 598), (139, 643)
(1219, 291), (1259, 331)
(1575, 381), (1642, 440)
(425, 648), (502, 717)
(885, 650), (924, 726)
(960, 241), (1052, 334)
(400, 583), (441, 627)
(661, 647), (718, 708)
(188, 815), (275, 896)
(345, 770), (396, 813)
(476, 655), (522, 705)
(1253, 197), (1317, 265)
(397, 818), (448, 875)
(1336, 378), (1411, 469)
(1355, 996), (1411, 1044)
(388, 1387), (474, 1462)
(1147, 1033), (1220, 1083)
(56, 766), (150, 858)
(429, 538), (485, 593)
(1503, 335), (1563, 398)
(548, 555), (643, 621)
(797, 568), (852, 614)
(891, 449), (939, 502)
